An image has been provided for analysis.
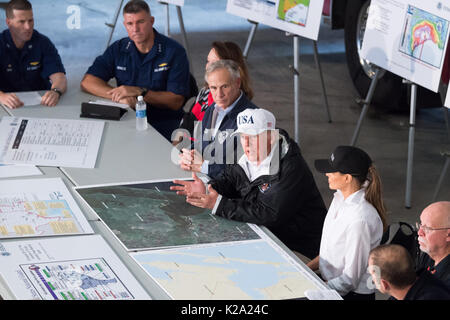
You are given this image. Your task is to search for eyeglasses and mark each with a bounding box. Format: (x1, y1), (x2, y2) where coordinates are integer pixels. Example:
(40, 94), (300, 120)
(415, 222), (450, 234)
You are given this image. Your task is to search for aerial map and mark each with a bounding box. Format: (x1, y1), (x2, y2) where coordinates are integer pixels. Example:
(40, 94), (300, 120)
(20, 258), (135, 300)
(277, 0), (310, 26)
(399, 5), (449, 68)
(76, 181), (260, 250)
(132, 239), (323, 300)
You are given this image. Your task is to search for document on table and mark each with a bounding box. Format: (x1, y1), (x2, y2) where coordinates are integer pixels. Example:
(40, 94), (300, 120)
(0, 177), (94, 238)
(0, 116), (105, 168)
(15, 91), (42, 106)
(89, 99), (129, 109)
(304, 289), (343, 300)
(0, 235), (150, 300)
(0, 164), (42, 178)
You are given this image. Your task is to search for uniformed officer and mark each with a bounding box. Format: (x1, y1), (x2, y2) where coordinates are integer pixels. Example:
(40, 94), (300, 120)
(0, 0), (67, 109)
(81, 0), (191, 141)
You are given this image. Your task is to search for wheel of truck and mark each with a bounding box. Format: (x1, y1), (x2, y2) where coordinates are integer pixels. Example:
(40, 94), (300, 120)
(344, 0), (405, 110)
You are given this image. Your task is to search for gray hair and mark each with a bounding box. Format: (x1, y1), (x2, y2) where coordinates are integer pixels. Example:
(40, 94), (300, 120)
(205, 59), (241, 83)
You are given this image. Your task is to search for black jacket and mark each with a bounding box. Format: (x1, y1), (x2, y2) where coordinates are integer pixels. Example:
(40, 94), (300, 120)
(402, 269), (450, 300)
(210, 129), (327, 259)
(417, 253), (450, 288)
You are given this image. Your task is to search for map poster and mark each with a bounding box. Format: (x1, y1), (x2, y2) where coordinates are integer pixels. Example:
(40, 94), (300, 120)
(226, 0), (324, 41)
(361, 0), (450, 92)
(0, 235), (150, 300)
(75, 179), (261, 251)
(157, 0), (184, 6)
(0, 178), (93, 239)
(131, 238), (327, 300)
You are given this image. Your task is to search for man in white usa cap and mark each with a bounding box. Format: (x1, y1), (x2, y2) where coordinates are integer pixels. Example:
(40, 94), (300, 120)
(172, 108), (327, 260)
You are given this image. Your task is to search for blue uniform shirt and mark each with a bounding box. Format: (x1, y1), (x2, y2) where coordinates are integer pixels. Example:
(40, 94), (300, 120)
(0, 29), (65, 92)
(86, 28), (190, 137)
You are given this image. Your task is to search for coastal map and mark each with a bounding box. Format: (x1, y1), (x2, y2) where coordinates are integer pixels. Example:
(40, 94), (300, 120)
(399, 5), (449, 68)
(76, 181), (260, 250)
(132, 239), (324, 300)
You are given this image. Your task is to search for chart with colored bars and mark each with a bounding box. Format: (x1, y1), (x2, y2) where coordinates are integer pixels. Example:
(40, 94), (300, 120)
(399, 4), (449, 68)
(20, 259), (134, 300)
(277, 0), (310, 26)
(0, 197), (84, 238)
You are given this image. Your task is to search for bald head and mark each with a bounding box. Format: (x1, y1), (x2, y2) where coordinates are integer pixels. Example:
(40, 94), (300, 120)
(421, 201), (450, 226)
(369, 244), (416, 289)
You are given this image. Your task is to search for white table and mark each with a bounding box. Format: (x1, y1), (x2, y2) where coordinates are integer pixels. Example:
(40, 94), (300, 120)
(0, 91), (329, 300)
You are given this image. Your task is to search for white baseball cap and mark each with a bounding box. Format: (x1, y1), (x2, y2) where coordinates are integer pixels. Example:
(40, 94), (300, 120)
(233, 108), (276, 136)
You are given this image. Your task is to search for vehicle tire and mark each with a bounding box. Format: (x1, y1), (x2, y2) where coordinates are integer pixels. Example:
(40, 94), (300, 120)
(344, 0), (406, 110)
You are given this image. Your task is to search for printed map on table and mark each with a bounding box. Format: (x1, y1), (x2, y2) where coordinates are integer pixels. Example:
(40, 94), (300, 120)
(76, 180), (260, 250)
(132, 239), (324, 300)
(0, 178), (93, 238)
(399, 5), (449, 68)
(277, 0), (310, 26)
(20, 258), (135, 300)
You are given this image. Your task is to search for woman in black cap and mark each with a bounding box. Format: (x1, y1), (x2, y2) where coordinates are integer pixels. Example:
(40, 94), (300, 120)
(307, 145), (388, 300)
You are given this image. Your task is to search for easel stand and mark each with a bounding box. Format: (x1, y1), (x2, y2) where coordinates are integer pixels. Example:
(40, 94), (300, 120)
(350, 71), (418, 208)
(350, 67), (384, 145)
(242, 21), (332, 143)
(160, 2), (193, 74)
(404, 80), (417, 209)
(105, 0), (124, 51)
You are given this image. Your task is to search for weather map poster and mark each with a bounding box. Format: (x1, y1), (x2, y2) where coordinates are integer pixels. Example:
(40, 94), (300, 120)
(226, 0), (324, 40)
(0, 235), (150, 300)
(132, 239), (327, 300)
(361, 0), (450, 92)
(0, 178), (93, 239)
(75, 179), (261, 251)
(398, 5), (448, 69)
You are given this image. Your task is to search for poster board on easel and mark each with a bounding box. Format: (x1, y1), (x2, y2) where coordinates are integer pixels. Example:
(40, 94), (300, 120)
(157, 0), (184, 6)
(226, 0), (324, 41)
(360, 0), (450, 92)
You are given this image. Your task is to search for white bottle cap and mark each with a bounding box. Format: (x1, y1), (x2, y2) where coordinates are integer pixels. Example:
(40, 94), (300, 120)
(137, 95), (144, 101)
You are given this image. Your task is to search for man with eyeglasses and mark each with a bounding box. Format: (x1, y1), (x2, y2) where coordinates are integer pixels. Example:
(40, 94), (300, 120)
(415, 201), (450, 288)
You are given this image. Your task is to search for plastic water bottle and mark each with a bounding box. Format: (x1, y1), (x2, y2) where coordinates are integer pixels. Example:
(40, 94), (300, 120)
(135, 95), (148, 131)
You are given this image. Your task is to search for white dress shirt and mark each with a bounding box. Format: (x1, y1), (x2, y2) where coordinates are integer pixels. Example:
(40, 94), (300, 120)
(211, 141), (278, 214)
(319, 188), (383, 295)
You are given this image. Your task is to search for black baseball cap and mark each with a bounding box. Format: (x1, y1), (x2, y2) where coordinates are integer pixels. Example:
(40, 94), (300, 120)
(314, 146), (372, 177)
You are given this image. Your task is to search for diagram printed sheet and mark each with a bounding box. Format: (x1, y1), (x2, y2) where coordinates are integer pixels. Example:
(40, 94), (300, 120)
(0, 116), (104, 168)
(361, 0), (450, 92)
(0, 235), (150, 300)
(132, 236), (326, 300)
(226, 0), (324, 40)
(75, 179), (261, 250)
(0, 178), (93, 238)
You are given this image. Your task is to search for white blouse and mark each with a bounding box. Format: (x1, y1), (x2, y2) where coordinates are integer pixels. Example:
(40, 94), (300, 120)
(319, 189), (383, 295)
